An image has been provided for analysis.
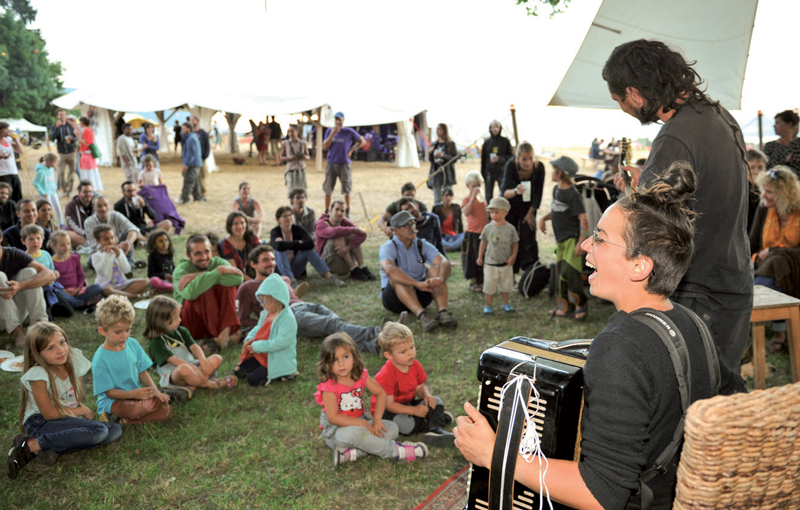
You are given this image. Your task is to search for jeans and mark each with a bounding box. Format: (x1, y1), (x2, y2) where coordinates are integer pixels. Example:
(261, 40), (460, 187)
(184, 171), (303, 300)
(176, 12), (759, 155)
(275, 249), (330, 280)
(180, 166), (202, 202)
(754, 276), (787, 333)
(291, 302), (380, 353)
(383, 397), (447, 434)
(55, 284), (104, 310)
(441, 233), (464, 252)
(24, 414), (122, 454)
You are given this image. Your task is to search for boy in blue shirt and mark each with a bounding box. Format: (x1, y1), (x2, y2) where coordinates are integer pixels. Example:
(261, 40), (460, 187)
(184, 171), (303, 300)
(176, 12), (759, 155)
(92, 295), (172, 425)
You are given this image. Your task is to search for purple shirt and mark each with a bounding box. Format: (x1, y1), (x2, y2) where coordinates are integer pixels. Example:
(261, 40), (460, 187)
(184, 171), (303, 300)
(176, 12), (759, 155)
(53, 254), (85, 289)
(324, 127), (360, 164)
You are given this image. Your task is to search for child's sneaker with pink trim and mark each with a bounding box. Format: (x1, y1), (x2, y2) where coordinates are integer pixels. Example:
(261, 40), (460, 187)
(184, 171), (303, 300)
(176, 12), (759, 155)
(332, 446), (363, 467)
(395, 441), (428, 461)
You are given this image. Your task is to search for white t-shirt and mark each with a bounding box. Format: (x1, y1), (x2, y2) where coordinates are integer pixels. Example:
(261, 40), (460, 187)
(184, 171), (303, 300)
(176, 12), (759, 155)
(138, 168), (162, 186)
(0, 137), (18, 176)
(20, 348), (91, 423)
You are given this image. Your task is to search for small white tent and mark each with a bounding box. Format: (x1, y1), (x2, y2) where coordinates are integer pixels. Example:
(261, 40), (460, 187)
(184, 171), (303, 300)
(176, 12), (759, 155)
(0, 118), (47, 133)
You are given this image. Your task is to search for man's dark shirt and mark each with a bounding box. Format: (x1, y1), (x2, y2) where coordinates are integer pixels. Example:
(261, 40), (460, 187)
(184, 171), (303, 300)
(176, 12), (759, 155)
(114, 197), (156, 232)
(0, 200), (17, 231)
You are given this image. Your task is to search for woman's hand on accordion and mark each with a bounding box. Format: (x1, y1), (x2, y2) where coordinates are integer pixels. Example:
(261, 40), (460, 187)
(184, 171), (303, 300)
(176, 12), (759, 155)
(453, 402), (495, 468)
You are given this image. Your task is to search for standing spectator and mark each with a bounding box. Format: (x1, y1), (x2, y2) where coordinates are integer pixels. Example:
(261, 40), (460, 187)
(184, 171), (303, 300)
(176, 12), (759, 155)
(139, 122), (160, 168)
(115, 181), (172, 238)
(230, 182), (263, 237)
(33, 153), (64, 226)
(427, 123), (458, 205)
(189, 115), (210, 195)
(268, 116), (282, 163)
(0, 182), (16, 231)
(462, 171), (488, 292)
(501, 141), (546, 273)
(179, 122), (203, 204)
(256, 122), (268, 166)
(76, 117), (103, 192)
(172, 120), (182, 153)
(764, 110), (800, 178)
(480, 120), (513, 202)
(604, 39), (752, 370)
(211, 121), (223, 150)
(116, 123), (138, 183)
(290, 188), (316, 241)
(0, 121), (24, 203)
(321, 112), (365, 215)
(64, 180), (94, 249)
(50, 109), (78, 197)
(281, 126), (308, 194)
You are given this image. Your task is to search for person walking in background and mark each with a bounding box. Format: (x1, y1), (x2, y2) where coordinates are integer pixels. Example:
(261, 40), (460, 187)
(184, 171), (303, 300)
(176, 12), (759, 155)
(322, 112), (365, 215)
(76, 117), (103, 192)
(281, 126), (308, 194)
(427, 123), (458, 205)
(50, 110), (78, 197)
(179, 122), (204, 205)
(189, 115), (210, 195)
(172, 120), (182, 153)
(116, 123), (138, 184)
(480, 120), (513, 202)
(268, 116), (282, 164)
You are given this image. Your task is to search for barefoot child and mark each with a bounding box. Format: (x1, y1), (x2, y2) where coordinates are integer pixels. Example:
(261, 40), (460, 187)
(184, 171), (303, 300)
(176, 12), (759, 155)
(372, 322), (454, 447)
(6, 322), (122, 479)
(235, 273), (298, 387)
(146, 229), (174, 293)
(314, 332), (428, 467)
(91, 225), (150, 299)
(477, 196), (519, 313)
(145, 296), (236, 398)
(91, 296), (172, 425)
(538, 156), (589, 320)
(462, 171), (488, 292)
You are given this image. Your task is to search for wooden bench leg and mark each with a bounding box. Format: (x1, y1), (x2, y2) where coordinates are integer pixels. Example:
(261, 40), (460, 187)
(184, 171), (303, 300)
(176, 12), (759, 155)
(788, 307), (800, 383)
(752, 322), (767, 390)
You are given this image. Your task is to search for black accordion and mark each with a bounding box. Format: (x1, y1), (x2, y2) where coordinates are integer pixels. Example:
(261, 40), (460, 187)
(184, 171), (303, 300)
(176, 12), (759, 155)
(465, 336), (591, 510)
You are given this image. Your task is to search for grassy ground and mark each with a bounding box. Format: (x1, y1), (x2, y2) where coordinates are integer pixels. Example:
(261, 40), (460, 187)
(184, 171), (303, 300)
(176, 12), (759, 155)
(0, 147), (790, 509)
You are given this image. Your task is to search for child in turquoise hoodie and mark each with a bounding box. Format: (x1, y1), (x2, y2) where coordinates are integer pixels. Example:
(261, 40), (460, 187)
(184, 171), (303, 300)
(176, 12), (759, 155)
(235, 273), (298, 386)
(33, 153), (64, 225)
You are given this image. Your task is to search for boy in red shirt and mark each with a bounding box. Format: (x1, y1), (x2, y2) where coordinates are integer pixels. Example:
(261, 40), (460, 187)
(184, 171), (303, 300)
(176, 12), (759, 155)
(371, 322), (454, 447)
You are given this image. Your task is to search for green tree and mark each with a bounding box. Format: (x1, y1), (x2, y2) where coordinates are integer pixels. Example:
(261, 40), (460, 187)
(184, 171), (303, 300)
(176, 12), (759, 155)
(0, 0), (64, 127)
(515, 0), (571, 17)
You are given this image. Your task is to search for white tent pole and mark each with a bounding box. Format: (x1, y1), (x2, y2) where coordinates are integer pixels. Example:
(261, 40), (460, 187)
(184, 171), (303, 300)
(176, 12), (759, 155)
(315, 120), (323, 173)
(155, 111), (169, 154)
(225, 112), (241, 154)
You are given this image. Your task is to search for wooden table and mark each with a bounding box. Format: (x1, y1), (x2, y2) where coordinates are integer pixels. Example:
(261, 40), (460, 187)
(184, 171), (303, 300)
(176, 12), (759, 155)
(750, 285), (800, 389)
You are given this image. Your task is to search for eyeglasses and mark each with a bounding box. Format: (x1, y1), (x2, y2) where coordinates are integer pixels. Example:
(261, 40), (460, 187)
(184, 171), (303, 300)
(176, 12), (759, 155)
(280, 213), (293, 219)
(258, 296), (272, 307)
(591, 228), (640, 255)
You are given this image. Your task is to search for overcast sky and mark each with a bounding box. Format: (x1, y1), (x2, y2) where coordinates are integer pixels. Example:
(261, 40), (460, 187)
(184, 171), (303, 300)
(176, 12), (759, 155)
(29, 0), (798, 146)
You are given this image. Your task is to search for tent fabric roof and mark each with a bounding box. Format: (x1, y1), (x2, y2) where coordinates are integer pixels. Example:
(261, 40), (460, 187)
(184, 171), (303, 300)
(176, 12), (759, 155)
(548, 0), (758, 110)
(0, 118), (48, 132)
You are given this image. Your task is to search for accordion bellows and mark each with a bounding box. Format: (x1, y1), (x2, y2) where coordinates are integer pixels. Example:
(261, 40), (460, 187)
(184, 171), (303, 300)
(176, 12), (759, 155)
(673, 382), (800, 509)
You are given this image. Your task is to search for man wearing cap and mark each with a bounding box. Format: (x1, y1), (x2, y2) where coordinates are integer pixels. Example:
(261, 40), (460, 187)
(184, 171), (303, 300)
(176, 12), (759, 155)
(50, 109), (78, 197)
(379, 210), (457, 332)
(321, 112), (365, 215)
(398, 197), (446, 256)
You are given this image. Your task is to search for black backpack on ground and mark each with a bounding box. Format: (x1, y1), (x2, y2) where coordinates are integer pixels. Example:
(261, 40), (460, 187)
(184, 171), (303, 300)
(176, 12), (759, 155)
(517, 261), (550, 298)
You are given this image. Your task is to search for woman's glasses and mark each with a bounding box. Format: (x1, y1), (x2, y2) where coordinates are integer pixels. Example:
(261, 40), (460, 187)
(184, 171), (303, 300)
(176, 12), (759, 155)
(591, 228), (640, 255)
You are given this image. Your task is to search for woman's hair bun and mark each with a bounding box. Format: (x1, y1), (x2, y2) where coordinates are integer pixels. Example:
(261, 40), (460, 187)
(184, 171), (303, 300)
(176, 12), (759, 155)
(647, 160), (696, 207)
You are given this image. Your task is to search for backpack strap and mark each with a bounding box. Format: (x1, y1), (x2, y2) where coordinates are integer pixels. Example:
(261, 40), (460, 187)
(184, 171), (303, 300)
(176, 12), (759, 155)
(674, 302), (720, 395)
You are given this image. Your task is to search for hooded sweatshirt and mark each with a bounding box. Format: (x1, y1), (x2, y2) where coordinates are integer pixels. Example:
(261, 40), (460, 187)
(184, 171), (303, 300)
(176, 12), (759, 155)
(65, 195), (93, 235)
(243, 273), (298, 380)
(481, 122), (514, 178)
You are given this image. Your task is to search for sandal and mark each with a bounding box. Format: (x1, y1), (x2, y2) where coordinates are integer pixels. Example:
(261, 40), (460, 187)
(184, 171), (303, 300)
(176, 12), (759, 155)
(469, 282), (482, 293)
(548, 308), (570, 319)
(574, 307), (588, 322)
(210, 376), (239, 389)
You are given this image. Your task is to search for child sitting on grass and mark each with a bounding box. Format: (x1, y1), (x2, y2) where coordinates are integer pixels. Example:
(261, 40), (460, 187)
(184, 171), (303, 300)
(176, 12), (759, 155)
(372, 322), (454, 447)
(477, 196), (519, 314)
(50, 230), (107, 313)
(539, 156), (589, 320)
(6, 322), (122, 480)
(462, 171), (488, 293)
(235, 273), (298, 387)
(20, 224), (59, 315)
(138, 155), (163, 187)
(90, 225), (150, 299)
(91, 295), (172, 425)
(145, 295), (236, 399)
(315, 332), (428, 467)
(146, 229), (174, 293)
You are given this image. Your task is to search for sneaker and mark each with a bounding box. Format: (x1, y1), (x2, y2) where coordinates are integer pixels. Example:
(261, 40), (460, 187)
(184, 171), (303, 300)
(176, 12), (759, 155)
(324, 274), (347, 288)
(99, 412), (121, 424)
(395, 441), (428, 461)
(435, 309), (458, 328)
(380, 311), (408, 332)
(293, 281), (309, 300)
(349, 267), (369, 281)
(502, 304), (516, 313)
(332, 446), (363, 467)
(361, 266), (378, 281)
(134, 260), (147, 269)
(6, 435), (34, 480)
(161, 385), (192, 403)
(483, 306), (494, 314)
(443, 411), (454, 425)
(418, 311), (438, 332)
(423, 428), (456, 448)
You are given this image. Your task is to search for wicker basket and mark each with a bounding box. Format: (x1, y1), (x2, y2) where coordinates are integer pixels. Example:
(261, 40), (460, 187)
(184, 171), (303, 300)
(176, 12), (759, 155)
(673, 382), (800, 509)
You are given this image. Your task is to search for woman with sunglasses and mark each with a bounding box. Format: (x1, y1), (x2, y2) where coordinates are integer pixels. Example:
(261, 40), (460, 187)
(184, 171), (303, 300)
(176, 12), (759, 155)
(750, 165), (800, 354)
(454, 161), (745, 510)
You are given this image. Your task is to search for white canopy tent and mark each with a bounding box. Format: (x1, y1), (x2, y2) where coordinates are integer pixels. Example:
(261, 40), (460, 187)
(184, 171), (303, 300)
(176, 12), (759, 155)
(0, 118), (48, 133)
(548, 0), (759, 110)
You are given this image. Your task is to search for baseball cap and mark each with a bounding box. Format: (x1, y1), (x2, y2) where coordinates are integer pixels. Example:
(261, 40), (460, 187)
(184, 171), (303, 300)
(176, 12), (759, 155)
(487, 196), (511, 212)
(390, 210), (414, 228)
(551, 156), (579, 177)
(334, 112), (345, 119)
